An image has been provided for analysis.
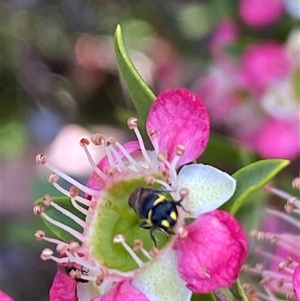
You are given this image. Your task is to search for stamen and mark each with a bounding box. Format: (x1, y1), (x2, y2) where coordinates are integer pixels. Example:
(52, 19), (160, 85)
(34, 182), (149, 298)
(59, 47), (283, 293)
(113, 234), (144, 268)
(133, 240), (152, 259)
(36, 154), (99, 196)
(71, 198), (89, 216)
(127, 117), (155, 169)
(114, 141), (145, 171)
(266, 208), (300, 229)
(148, 129), (159, 153)
(51, 180), (93, 206)
(34, 230), (64, 245)
(42, 195), (87, 228)
(40, 212), (84, 241)
(80, 138), (108, 181)
(66, 251), (101, 272)
(170, 145), (185, 171)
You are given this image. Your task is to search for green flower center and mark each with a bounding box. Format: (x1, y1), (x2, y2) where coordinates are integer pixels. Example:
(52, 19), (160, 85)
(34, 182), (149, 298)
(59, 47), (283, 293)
(87, 176), (170, 272)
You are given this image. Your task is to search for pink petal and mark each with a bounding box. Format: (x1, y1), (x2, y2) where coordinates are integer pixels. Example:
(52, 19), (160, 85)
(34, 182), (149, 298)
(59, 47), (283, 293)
(255, 119), (300, 159)
(174, 210), (248, 293)
(49, 270), (77, 301)
(86, 140), (140, 191)
(92, 280), (149, 301)
(146, 88), (209, 167)
(293, 264), (300, 300)
(239, 0), (284, 28)
(0, 291), (14, 301)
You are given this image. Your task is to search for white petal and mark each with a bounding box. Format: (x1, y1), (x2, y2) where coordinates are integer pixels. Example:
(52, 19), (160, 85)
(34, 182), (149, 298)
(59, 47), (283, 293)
(177, 164), (236, 217)
(132, 250), (192, 301)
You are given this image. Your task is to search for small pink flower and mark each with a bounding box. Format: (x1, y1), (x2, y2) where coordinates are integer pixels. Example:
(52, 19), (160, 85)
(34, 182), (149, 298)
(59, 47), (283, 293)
(239, 0), (284, 28)
(34, 88), (246, 301)
(241, 42), (292, 95)
(254, 118), (300, 160)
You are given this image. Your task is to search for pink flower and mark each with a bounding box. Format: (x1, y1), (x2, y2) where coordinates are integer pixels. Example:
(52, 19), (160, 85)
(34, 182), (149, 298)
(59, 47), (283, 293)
(34, 88), (247, 300)
(254, 118), (300, 159)
(243, 176), (300, 300)
(241, 42), (292, 95)
(0, 291), (14, 301)
(239, 0), (284, 28)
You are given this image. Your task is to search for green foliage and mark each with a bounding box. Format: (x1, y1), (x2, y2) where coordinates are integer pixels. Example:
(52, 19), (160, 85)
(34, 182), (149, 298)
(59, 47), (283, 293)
(114, 24), (156, 123)
(35, 196), (86, 243)
(222, 159), (290, 215)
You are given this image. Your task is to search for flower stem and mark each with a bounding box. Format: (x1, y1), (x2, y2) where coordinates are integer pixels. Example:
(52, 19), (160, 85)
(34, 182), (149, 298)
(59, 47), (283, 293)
(229, 279), (249, 301)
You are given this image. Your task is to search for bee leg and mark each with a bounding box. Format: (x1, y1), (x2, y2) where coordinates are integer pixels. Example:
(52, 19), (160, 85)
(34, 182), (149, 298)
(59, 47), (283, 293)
(149, 227), (158, 247)
(140, 220), (151, 229)
(175, 198), (190, 213)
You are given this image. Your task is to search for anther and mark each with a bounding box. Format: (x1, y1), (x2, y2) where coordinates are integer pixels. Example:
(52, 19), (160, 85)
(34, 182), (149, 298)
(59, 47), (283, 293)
(33, 205), (45, 215)
(133, 239), (144, 252)
(175, 145), (185, 156)
(43, 194), (52, 206)
(34, 230), (45, 240)
(70, 186), (80, 198)
(145, 176), (155, 185)
(284, 203), (294, 214)
(56, 243), (68, 254)
(36, 154), (47, 164)
(80, 138), (90, 147)
(69, 242), (80, 253)
(41, 248), (53, 260)
(113, 234), (125, 243)
(107, 137), (116, 145)
(127, 117), (138, 129)
(149, 247), (160, 258)
(157, 151), (167, 162)
(177, 226), (189, 238)
(292, 176), (300, 190)
(48, 174), (59, 184)
(179, 188), (189, 199)
(69, 269), (83, 279)
(106, 167), (118, 176)
(149, 129), (157, 140)
(90, 133), (105, 146)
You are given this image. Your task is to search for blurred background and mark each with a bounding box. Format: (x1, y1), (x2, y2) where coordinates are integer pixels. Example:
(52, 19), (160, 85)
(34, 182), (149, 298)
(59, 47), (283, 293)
(1, 0), (299, 300)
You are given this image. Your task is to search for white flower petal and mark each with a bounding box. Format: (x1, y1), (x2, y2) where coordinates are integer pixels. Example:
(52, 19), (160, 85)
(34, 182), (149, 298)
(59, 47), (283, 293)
(132, 250), (192, 301)
(177, 164), (236, 217)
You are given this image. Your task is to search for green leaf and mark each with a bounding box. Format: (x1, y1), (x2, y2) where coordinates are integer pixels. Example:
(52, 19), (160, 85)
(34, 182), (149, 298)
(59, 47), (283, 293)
(114, 24), (156, 123)
(35, 196), (86, 243)
(222, 159), (290, 215)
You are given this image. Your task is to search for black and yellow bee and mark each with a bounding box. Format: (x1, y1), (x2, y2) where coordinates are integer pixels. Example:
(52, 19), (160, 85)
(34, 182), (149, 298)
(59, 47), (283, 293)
(128, 186), (184, 247)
